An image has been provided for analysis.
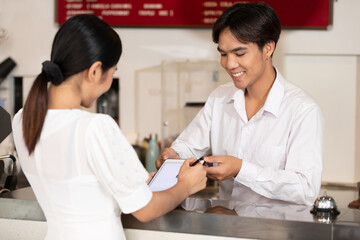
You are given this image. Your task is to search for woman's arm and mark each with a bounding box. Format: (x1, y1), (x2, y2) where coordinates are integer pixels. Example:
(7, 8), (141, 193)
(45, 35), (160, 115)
(132, 158), (207, 222)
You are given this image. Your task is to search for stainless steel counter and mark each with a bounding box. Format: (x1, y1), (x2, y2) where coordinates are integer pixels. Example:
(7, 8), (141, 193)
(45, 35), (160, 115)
(0, 187), (45, 221)
(1, 187), (360, 239)
(122, 197), (360, 240)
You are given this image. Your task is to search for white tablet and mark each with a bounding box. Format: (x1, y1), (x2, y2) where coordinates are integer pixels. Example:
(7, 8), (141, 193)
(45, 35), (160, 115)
(148, 159), (184, 192)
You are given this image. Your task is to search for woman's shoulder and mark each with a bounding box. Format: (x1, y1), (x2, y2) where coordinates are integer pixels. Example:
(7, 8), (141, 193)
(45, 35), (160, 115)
(87, 112), (118, 126)
(83, 112), (121, 135)
(12, 109), (24, 140)
(50, 109), (115, 124)
(13, 108), (23, 123)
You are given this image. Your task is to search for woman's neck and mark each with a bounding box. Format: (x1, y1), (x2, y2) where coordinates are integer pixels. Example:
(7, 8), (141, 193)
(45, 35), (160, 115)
(48, 76), (83, 109)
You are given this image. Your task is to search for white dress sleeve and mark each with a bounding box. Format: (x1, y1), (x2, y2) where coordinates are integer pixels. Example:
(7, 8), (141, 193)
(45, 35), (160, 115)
(85, 114), (152, 214)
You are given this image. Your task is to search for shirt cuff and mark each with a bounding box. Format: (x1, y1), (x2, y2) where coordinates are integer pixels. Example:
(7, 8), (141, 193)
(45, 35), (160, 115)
(234, 161), (258, 187)
(114, 183), (153, 214)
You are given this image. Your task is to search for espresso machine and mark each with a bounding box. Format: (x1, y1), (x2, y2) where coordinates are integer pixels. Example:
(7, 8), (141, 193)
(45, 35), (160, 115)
(0, 106), (17, 192)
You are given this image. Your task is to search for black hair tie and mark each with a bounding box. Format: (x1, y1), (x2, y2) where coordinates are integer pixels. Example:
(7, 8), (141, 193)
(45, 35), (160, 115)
(42, 61), (64, 86)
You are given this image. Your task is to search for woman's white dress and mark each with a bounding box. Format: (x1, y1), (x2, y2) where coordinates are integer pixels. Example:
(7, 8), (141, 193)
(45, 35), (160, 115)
(12, 109), (152, 240)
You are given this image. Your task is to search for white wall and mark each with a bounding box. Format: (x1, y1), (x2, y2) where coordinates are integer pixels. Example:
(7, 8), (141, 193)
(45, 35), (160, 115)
(284, 55), (358, 183)
(0, 0), (359, 183)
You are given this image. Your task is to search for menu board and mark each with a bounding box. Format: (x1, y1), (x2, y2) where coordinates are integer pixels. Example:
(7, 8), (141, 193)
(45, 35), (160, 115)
(57, 0), (331, 28)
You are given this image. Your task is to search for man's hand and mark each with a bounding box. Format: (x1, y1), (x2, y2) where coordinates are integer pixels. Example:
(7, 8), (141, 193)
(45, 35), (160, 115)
(204, 155), (242, 181)
(155, 147), (180, 169)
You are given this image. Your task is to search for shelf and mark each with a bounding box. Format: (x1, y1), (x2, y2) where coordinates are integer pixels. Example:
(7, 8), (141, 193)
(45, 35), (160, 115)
(185, 102), (205, 107)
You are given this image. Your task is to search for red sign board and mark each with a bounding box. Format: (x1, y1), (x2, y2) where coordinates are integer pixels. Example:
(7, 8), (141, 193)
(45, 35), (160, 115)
(57, 0), (332, 28)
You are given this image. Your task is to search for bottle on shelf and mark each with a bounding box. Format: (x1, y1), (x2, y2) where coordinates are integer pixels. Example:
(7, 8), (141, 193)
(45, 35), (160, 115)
(146, 133), (160, 172)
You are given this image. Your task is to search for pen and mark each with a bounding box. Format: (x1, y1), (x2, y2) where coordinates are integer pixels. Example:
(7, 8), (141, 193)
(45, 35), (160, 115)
(190, 156), (204, 166)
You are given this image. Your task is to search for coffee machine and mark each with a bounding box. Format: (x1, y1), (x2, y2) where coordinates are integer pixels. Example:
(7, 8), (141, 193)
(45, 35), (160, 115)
(0, 106), (17, 192)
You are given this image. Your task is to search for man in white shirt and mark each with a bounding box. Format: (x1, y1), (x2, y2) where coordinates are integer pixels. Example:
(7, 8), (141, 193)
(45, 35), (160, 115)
(156, 2), (323, 206)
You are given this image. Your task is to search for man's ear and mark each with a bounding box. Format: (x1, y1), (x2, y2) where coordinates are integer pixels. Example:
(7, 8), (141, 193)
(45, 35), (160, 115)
(264, 41), (275, 59)
(86, 61), (103, 83)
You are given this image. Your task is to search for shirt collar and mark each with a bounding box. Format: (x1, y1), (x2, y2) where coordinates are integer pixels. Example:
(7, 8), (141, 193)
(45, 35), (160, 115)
(225, 68), (285, 118)
(263, 68), (285, 118)
(225, 85), (243, 104)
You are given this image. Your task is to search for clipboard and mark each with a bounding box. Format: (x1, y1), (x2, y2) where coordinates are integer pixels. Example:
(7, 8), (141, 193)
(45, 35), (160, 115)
(148, 159), (184, 192)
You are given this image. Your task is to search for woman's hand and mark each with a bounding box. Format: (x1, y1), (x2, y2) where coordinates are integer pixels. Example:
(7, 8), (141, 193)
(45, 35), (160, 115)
(204, 156), (242, 182)
(155, 147), (180, 169)
(177, 158), (207, 196)
(133, 158), (207, 222)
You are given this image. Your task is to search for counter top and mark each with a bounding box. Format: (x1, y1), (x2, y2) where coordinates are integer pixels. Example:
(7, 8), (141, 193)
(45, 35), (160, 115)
(122, 197), (360, 240)
(1, 187), (360, 239)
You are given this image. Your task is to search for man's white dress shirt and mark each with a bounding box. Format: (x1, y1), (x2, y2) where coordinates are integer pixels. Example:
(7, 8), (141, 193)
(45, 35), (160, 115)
(172, 69), (323, 206)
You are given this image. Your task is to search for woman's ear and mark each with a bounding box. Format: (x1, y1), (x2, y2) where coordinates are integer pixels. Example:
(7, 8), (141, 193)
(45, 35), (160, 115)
(86, 61), (103, 83)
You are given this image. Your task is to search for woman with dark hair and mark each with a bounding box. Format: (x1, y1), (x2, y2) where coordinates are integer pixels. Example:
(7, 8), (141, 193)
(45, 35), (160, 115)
(156, 2), (323, 206)
(12, 14), (206, 240)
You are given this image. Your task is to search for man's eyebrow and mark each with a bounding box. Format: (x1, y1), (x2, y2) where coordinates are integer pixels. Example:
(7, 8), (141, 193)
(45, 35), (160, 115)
(217, 46), (247, 52)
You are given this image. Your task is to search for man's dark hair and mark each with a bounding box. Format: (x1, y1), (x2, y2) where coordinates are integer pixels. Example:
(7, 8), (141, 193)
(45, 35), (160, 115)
(212, 2), (281, 52)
